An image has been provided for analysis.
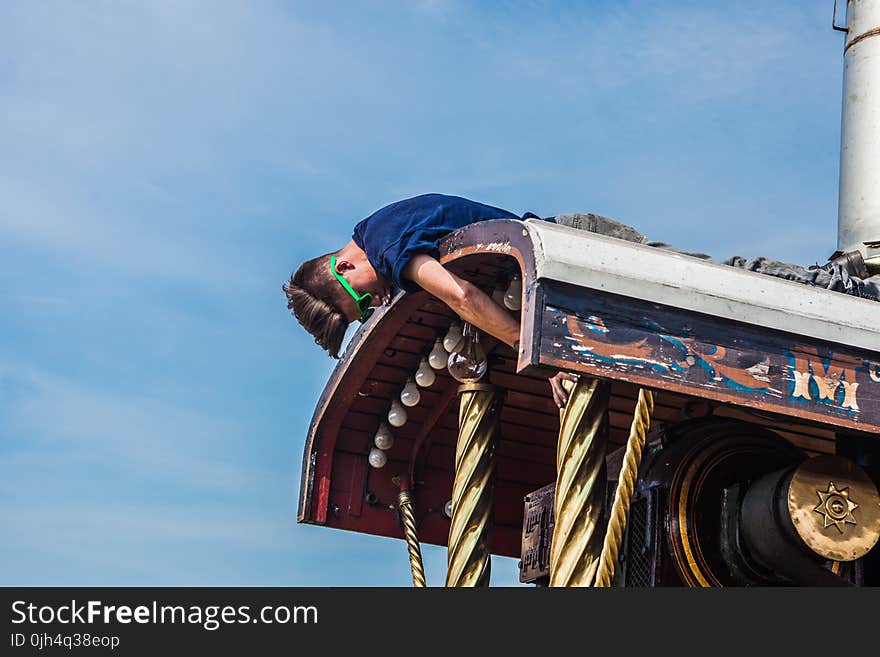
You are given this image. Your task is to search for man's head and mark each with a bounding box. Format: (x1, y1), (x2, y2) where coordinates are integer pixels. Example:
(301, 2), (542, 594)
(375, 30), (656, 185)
(283, 245), (391, 358)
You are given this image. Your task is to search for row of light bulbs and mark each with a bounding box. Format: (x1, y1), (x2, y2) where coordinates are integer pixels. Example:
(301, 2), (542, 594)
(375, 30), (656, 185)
(368, 320), (462, 469)
(367, 273), (522, 470)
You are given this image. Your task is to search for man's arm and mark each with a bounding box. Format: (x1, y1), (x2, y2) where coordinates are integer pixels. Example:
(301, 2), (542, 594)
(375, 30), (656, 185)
(402, 254), (519, 347)
(402, 253), (576, 407)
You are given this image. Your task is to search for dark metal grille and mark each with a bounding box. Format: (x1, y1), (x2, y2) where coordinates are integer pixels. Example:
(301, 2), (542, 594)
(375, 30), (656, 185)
(624, 496), (652, 587)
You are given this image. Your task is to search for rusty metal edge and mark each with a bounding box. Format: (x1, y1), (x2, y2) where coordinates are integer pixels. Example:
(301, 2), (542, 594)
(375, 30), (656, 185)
(437, 218), (540, 371)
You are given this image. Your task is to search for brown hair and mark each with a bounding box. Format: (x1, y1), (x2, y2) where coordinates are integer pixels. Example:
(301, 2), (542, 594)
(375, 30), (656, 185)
(282, 252), (350, 358)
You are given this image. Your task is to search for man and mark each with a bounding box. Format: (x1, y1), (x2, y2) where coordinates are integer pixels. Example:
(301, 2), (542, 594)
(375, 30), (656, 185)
(283, 193), (581, 407)
(284, 193), (878, 408)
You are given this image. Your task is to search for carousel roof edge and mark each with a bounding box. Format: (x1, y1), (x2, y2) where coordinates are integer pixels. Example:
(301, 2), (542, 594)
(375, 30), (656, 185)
(297, 290), (430, 524)
(518, 219), (879, 353)
(299, 218), (880, 524)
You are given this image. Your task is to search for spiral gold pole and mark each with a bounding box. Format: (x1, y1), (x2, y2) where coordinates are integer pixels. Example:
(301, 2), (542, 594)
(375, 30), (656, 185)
(594, 388), (654, 587)
(445, 382), (501, 587)
(549, 377), (610, 587)
(397, 487), (427, 588)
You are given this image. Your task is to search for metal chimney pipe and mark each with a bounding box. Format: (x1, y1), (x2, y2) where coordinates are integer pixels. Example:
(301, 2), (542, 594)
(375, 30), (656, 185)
(837, 0), (880, 271)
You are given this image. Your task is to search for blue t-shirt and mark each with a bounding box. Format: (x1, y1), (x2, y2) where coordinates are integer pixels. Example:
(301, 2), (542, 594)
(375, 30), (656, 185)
(352, 194), (521, 293)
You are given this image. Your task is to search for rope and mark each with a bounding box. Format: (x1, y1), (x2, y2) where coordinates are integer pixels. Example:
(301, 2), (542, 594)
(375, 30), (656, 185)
(594, 388), (654, 587)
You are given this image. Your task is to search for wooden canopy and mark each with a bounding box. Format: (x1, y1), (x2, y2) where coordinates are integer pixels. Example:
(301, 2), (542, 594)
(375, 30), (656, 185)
(298, 219), (880, 557)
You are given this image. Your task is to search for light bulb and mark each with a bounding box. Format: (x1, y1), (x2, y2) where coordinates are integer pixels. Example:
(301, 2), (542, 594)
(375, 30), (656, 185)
(428, 338), (447, 370)
(400, 377), (420, 407)
(443, 321), (462, 352)
(374, 422), (394, 450)
(415, 357), (436, 387)
(447, 322), (488, 383)
(491, 282), (506, 306)
(503, 274), (522, 311)
(368, 447), (387, 468)
(443, 499), (454, 518)
(388, 399), (408, 427)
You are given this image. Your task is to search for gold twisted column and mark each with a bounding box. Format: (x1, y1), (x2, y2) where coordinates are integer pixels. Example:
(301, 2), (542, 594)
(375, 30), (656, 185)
(446, 382), (502, 587)
(397, 487), (427, 587)
(549, 377), (610, 587)
(594, 388), (654, 587)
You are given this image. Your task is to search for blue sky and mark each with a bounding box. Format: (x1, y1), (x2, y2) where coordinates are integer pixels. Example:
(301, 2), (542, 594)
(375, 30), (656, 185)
(0, 1), (847, 585)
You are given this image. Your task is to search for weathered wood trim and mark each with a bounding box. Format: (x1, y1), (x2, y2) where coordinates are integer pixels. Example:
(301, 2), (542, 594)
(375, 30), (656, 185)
(435, 220), (880, 435)
(532, 280), (880, 435)
(437, 219), (543, 374)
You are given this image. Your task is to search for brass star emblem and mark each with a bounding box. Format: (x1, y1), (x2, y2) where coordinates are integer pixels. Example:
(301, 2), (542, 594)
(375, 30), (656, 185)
(813, 481), (859, 534)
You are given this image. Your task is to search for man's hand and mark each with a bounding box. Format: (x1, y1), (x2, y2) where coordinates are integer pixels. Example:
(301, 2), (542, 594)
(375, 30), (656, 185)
(549, 371), (579, 408)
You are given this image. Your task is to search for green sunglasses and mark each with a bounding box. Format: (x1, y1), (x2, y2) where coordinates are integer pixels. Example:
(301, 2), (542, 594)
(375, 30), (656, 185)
(330, 255), (375, 323)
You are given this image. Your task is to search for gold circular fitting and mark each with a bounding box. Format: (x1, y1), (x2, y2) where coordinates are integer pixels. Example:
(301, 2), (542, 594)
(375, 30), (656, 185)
(456, 382), (496, 394)
(787, 455), (880, 562)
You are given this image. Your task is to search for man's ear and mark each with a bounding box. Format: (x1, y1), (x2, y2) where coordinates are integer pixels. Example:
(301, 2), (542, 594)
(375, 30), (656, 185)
(335, 259), (356, 273)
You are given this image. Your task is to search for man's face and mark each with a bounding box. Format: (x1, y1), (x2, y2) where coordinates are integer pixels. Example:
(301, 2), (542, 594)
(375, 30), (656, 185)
(333, 259), (392, 323)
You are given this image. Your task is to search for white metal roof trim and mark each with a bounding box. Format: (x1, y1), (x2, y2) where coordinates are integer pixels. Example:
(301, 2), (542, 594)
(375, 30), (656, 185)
(523, 219), (880, 352)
